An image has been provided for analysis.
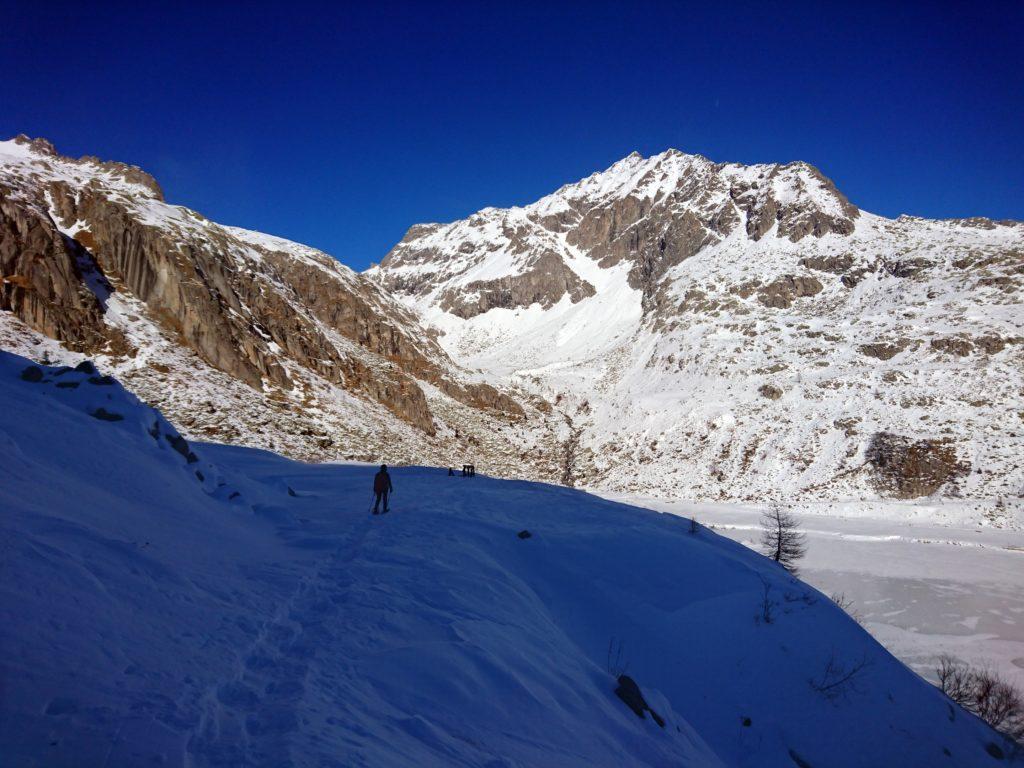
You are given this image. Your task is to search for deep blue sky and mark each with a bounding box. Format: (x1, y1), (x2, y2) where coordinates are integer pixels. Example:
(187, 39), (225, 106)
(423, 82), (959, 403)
(3, 2), (1022, 270)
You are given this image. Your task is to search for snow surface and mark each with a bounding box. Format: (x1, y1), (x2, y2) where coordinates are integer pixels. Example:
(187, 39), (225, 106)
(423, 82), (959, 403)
(608, 495), (1024, 692)
(1, 350), (1017, 767)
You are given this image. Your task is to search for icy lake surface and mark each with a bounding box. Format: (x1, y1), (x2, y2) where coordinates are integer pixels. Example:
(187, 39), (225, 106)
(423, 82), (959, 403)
(604, 495), (1024, 690)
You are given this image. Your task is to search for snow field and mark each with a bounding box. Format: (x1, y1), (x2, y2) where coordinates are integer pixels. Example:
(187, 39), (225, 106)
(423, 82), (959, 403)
(1, 351), (1017, 766)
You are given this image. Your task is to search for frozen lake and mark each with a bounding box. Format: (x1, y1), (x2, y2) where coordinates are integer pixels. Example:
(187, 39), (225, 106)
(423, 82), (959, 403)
(603, 495), (1024, 690)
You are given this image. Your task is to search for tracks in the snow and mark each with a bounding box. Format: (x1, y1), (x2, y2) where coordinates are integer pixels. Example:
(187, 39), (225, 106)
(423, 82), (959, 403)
(185, 512), (375, 767)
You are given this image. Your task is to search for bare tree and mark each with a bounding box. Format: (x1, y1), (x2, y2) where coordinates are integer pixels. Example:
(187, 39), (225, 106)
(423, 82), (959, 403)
(937, 655), (1024, 741)
(760, 503), (807, 574)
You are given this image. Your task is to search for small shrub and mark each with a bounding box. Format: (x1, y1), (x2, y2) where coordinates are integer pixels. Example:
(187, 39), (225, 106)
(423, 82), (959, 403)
(937, 655), (1024, 742)
(756, 575), (777, 625)
(810, 649), (871, 700)
(830, 592), (862, 624)
(606, 637), (629, 678)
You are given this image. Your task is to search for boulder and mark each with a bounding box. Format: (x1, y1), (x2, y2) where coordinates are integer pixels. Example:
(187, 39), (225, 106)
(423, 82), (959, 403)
(20, 365), (44, 382)
(757, 275), (823, 309)
(859, 341), (908, 360)
(930, 337), (973, 357)
(90, 407), (124, 422)
(613, 675), (665, 727)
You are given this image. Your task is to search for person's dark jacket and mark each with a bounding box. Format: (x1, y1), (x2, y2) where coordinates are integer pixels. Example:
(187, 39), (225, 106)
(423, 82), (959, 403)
(373, 470), (393, 494)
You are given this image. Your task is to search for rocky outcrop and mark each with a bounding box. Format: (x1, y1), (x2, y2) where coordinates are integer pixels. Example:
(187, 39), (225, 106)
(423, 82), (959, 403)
(456, 381), (525, 418)
(859, 340), (910, 360)
(757, 275), (823, 309)
(439, 252), (595, 319)
(729, 163), (858, 242)
(930, 337), (973, 357)
(799, 253), (855, 273)
(865, 432), (970, 498)
(0, 186), (115, 353)
(884, 258), (934, 279)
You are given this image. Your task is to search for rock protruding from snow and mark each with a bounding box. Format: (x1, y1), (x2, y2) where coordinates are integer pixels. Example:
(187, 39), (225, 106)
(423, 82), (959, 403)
(614, 675), (666, 727)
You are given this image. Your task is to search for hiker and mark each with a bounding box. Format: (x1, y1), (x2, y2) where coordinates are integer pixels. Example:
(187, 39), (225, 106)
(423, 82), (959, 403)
(373, 464), (393, 515)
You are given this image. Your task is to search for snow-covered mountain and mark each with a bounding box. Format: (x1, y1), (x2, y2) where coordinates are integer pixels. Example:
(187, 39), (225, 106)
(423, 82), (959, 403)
(2, 136), (1022, 521)
(1, 349), (1017, 767)
(372, 150), (1024, 514)
(0, 136), (563, 477)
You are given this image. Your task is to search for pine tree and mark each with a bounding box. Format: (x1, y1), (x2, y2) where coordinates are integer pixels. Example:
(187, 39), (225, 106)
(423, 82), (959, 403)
(760, 503), (806, 574)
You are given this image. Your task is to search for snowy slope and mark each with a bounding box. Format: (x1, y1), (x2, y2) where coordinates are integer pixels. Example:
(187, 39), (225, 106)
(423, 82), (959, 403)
(1, 350), (1017, 767)
(373, 149), (1024, 515)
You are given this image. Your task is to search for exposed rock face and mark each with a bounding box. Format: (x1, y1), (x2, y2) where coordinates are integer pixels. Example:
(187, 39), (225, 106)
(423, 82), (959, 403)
(930, 337), (973, 357)
(757, 275), (823, 309)
(799, 253), (855, 273)
(439, 252), (595, 319)
(859, 341), (910, 360)
(729, 162), (858, 241)
(0, 186), (113, 353)
(0, 136), (528, 453)
(865, 432), (970, 499)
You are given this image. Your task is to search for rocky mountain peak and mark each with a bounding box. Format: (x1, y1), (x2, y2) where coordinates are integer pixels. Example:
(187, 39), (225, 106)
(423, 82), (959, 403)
(376, 148), (865, 321)
(13, 134), (58, 156)
(5, 135), (164, 201)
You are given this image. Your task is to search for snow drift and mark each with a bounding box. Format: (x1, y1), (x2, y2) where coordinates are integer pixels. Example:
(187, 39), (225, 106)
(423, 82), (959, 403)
(0, 350), (1016, 766)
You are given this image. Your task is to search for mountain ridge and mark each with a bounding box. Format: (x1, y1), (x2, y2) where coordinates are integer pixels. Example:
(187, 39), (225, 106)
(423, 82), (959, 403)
(2, 135), (1022, 519)
(0, 135), (558, 477)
